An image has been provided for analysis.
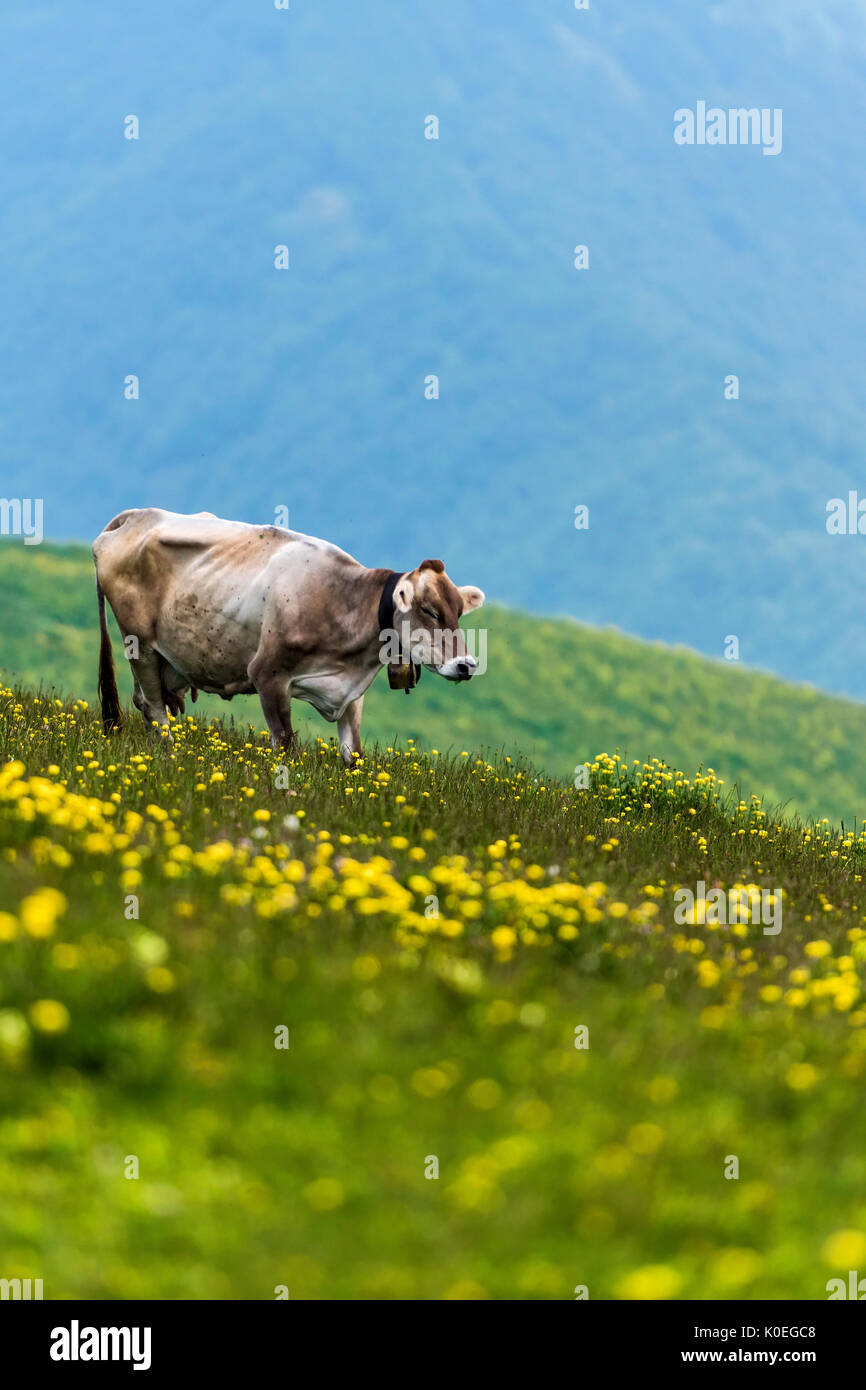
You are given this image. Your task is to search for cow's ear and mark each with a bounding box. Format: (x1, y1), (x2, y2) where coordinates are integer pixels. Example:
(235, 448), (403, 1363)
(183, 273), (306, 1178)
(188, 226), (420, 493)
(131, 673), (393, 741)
(458, 584), (485, 612)
(394, 577), (415, 613)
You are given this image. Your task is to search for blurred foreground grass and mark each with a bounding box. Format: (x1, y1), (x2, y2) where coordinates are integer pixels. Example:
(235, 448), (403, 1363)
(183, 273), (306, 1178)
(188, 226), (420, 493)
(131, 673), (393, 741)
(1, 684), (866, 1299)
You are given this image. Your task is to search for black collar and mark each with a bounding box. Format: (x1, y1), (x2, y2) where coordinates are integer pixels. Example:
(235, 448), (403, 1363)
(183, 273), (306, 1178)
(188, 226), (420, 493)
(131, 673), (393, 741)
(377, 570), (402, 635)
(377, 570), (421, 692)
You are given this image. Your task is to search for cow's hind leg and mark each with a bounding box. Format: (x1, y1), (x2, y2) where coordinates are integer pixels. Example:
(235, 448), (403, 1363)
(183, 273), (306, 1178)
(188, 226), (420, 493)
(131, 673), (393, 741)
(337, 695), (364, 767)
(130, 644), (171, 733)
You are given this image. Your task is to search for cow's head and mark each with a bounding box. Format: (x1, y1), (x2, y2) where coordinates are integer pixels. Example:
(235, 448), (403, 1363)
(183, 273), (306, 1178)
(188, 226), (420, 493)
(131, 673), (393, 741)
(390, 559), (484, 680)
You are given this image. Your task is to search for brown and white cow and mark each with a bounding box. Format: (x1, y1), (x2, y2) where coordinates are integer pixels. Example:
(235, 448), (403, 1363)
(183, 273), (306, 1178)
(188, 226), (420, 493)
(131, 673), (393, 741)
(93, 508), (484, 764)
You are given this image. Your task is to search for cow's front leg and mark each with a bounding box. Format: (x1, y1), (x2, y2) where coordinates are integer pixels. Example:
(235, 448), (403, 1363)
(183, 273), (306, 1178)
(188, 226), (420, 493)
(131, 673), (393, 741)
(254, 670), (296, 753)
(337, 695), (364, 767)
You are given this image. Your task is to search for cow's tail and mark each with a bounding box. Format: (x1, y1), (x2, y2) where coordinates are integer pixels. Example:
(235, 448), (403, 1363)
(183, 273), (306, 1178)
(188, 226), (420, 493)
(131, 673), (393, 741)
(96, 578), (122, 732)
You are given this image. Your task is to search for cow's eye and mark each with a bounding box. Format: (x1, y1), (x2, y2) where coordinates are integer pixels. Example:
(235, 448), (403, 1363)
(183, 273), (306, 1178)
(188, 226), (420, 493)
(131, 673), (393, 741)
(422, 607), (439, 623)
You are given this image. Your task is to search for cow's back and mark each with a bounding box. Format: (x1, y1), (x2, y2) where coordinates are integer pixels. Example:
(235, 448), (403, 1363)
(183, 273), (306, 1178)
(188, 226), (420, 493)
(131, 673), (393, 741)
(92, 508), (363, 686)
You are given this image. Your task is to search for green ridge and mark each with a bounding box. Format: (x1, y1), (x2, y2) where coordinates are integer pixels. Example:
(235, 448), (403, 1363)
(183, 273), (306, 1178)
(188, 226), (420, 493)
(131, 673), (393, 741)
(2, 541), (863, 824)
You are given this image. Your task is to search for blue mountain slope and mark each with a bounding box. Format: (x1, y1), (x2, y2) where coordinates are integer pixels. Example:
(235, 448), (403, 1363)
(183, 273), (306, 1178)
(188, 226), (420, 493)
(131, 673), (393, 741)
(2, 1), (866, 693)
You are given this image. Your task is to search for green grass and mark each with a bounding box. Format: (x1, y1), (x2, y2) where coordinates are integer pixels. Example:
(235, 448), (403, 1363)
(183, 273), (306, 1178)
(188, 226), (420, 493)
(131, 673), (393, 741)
(3, 540), (866, 824)
(1, 685), (866, 1299)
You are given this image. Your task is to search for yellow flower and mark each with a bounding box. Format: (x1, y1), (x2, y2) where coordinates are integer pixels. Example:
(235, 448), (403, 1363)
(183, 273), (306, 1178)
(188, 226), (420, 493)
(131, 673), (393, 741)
(515, 1098), (551, 1130)
(711, 1248), (763, 1288)
(442, 1279), (488, 1300)
(697, 960), (720, 988)
(700, 1005), (730, 1029)
(785, 1062), (819, 1091)
(0, 1008), (29, 1057)
(784, 988), (809, 1008)
(805, 940), (832, 959)
(146, 967), (176, 994)
(303, 1178), (345, 1211)
(20, 887), (67, 938)
(617, 1264), (682, 1300)
(466, 1078), (503, 1110)
(52, 943), (81, 970)
(411, 1067), (451, 1099)
(485, 999), (516, 1025)
(29, 999), (70, 1033)
(352, 955), (380, 981)
(821, 1229), (866, 1268)
(0, 911), (19, 941)
(595, 1144), (632, 1177)
(647, 1075), (678, 1104)
(628, 1122), (664, 1155)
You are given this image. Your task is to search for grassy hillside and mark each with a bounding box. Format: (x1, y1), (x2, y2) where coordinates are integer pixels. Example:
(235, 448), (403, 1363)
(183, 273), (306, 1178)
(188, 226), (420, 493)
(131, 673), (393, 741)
(3, 541), (866, 826)
(1, 685), (866, 1298)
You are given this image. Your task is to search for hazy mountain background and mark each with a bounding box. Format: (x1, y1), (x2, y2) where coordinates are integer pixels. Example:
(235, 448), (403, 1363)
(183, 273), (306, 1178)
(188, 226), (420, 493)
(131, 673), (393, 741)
(3, 0), (866, 694)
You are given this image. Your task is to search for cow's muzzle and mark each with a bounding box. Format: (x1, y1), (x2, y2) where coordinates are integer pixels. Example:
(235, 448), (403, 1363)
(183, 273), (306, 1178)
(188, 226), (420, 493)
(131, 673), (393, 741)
(436, 655), (477, 682)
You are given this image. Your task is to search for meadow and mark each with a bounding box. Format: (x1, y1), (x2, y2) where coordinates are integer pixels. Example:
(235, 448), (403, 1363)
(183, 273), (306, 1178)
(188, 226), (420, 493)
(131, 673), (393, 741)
(1, 683), (865, 1299)
(5, 541), (866, 826)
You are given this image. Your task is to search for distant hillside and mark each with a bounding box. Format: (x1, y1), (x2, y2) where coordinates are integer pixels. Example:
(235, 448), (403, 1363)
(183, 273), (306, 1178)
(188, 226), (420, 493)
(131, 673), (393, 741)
(3, 541), (866, 826)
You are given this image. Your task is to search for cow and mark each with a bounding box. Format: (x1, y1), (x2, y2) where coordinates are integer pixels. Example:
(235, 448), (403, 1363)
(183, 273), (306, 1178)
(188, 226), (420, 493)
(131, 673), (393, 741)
(93, 508), (484, 765)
